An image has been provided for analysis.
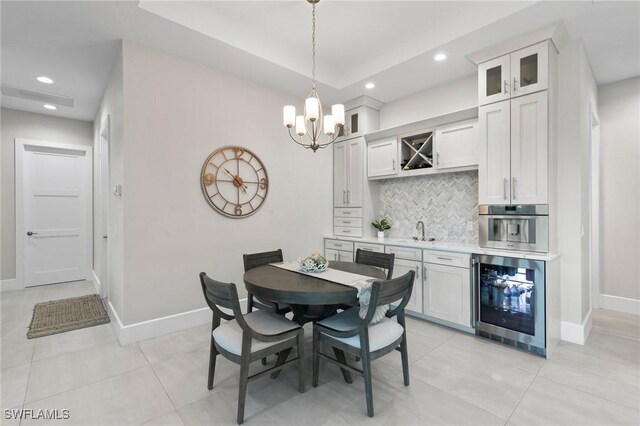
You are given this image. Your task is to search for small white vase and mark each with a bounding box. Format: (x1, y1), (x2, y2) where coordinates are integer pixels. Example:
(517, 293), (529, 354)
(377, 231), (385, 240)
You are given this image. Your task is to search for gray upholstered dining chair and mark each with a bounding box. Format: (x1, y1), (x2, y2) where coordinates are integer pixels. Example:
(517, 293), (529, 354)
(199, 272), (305, 424)
(311, 270), (415, 418)
(243, 249), (292, 316)
(354, 249), (395, 280)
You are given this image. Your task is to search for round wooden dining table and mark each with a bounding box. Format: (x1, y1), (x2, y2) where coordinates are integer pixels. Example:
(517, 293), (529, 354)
(243, 261), (386, 325)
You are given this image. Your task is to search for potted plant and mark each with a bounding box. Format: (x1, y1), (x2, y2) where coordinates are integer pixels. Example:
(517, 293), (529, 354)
(372, 218), (391, 240)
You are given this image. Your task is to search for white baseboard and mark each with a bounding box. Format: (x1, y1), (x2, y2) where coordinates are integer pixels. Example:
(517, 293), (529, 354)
(599, 294), (640, 315)
(108, 298), (247, 346)
(561, 310), (592, 345)
(1, 278), (23, 292)
(91, 270), (101, 296)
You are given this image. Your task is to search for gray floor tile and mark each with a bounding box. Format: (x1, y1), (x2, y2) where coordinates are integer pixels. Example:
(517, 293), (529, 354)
(41, 281), (95, 302)
(21, 366), (174, 426)
(562, 329), (640, 366)
(1, 332), (35, 370)
(405, 316), (458, 343)
(508, 376), (640, 425)
(411, 342), (536, 419)
(536, 345), (640, 410)
(591, 308), (640, 342)
(25, 341), (148, 403)
(33, 324), (117, 361)
(1, 363), (30, 409)
(139, 411), (185, 426)
(138, 324), (210, 365)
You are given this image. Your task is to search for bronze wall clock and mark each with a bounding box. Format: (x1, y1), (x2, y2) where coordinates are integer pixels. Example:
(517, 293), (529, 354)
(200, 146), (269, 218)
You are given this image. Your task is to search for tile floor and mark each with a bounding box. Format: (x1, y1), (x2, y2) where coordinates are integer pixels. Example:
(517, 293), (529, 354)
(1, 281), (639, 425)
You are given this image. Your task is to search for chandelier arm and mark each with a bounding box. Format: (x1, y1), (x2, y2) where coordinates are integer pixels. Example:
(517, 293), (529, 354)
(287, 127), (313, 149)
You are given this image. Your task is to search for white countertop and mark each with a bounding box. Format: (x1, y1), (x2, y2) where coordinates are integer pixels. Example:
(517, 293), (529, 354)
(325, 235), (558, 261)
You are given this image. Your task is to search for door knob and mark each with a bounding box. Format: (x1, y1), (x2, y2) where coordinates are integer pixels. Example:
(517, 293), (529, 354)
(26, 231), (38, 236)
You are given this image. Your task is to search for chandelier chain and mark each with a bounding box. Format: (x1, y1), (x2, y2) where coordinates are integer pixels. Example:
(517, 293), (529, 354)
(311, 2), (316, 90)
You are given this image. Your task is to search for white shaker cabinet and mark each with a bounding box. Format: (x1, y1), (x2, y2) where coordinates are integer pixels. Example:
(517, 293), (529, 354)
(391, 258), (423, 314)
(333, 138), (363, 208)
(478, 41), (549, 106)
(510, 91), (548, 204)
(479, 91), (548, 205)
(434, 119), (478, 169)
(367, 137), (398, 178)
(423, 262), (471, 327)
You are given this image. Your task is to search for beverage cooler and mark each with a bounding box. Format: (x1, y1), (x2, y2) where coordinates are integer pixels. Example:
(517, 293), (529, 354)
(472, 254), (546, 356)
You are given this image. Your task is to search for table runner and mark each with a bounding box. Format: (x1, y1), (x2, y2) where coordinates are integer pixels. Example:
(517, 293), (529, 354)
(270, 261), (389, 323)
(270, 261), (378, 292)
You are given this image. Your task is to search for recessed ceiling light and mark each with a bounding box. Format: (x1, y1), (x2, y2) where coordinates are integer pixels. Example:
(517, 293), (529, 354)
(365, 82), (375, 89)
(434, 53), (447, 62)
(43, 104), (57, 110)
(36, 76), (54, 84)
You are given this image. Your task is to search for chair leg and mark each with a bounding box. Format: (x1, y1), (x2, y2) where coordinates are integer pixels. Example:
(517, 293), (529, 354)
(400, 334), (410, 386)
(361, 351), (374, 418)
(207, 336), (217, 390)
(312, 325), (320, 388)
(333, 348), (353, 384)
(297, 332), (305, 393)
(237, 356), (250, 425)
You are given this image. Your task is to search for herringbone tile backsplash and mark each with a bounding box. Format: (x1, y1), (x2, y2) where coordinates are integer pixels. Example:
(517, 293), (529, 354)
(376, 171), (478, 243)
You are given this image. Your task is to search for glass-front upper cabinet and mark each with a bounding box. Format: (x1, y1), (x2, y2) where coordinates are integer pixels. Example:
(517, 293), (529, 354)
(510, 41), (549, 97)
(478, 41), (549, 106)
(478, 55), (511, 106)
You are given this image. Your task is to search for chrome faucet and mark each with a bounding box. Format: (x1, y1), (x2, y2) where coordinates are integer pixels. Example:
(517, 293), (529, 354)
(416, 221), (426, 241)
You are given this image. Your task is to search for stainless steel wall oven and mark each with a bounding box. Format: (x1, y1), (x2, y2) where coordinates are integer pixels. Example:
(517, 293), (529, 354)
(473, 254), (546, 356)
(478, 205), (549, 253)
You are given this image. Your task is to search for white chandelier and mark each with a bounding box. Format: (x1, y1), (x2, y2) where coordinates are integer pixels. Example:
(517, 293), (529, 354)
(282, 0), (344, 153)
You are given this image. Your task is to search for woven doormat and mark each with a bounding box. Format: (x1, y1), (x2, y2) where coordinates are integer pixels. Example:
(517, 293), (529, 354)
(27, 294), (110, 339)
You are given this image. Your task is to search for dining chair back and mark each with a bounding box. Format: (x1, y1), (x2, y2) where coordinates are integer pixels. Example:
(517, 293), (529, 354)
(199, 272), (305, 424)
(354, 249), (395, 280)
(243, 249), (291, 315)
(312, 269), (415, 418)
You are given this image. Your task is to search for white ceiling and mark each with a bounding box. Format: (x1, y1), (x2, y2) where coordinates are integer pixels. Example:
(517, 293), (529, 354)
(1, 1), (639, 122)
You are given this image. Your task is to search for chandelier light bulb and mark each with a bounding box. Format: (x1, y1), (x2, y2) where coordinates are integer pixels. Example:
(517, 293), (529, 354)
(305, 97), (320, 121)
(295, 116), (306, 136)
(332, 104), (345, 126)
(324, 115), (335, 135)
(283, 105), (296, 127)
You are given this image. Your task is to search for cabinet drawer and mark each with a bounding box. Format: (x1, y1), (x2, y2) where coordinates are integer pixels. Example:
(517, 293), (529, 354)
(334, 226), (363, 237)
(325, 249), (354, 262)
(354, 242), (384, 253)
(324, 239), (354, 252)
(385, 245), (422, 262)
(334, 208), (363, 218)
(423, 250), (470, 268)
(334, 217), (363, 228)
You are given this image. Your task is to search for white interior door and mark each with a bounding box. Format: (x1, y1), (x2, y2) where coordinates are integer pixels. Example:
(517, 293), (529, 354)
(17, 140), (92, 287)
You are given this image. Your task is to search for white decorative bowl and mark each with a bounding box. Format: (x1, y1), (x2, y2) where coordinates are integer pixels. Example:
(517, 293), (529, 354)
(299, 258), (328, 273)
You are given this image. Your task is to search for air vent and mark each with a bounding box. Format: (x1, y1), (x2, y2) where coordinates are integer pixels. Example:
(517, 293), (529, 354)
(1, 84), (74, 107)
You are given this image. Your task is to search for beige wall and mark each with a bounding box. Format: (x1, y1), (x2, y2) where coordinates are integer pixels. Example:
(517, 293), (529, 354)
(93, 47), (125, 314)
(598, 77), (640, 301)
(557, 39), (598, 325)
(1, 108), (93, 281)
(379, 74), (477, 129)
(114, 41), (333, 325)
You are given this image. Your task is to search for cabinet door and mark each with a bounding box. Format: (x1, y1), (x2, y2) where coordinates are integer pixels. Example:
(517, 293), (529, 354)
(423, 263), (471, 327)
(510, 41), (548, 97)
(391, 259), (422, 314)
(367, 138), (398, 178)
(478, 100), (511, 205)
(333, 141), (348, 207)
(325, 248), (353, 262)
(346, 108), (361, 139)
(510, 91), (548, 204)
(478, 55), (511, 106)
(346, 138), (363, 206)
(434, 119), (478, 169)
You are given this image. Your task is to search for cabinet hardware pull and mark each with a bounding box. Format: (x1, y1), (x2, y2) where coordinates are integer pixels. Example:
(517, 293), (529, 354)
(512, 177), (517, 200)
(503, 178), (508, 200)
(343, 230), (351, 233)
(436, 152), (440, 166)
(437, 256), (453, 261)
(343, 211), (351, 214)
(343, 190), (346, 204)
(503, 79), (509, 94)
(423, 266), (427, 278)
(513, 77), (518, 92)
(346, 190), (350, 204)
(392, 159), (396, 171)
(335, 244), (343, 247)
(343, 221), (351, 224)
(415, 265), (419, 276)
